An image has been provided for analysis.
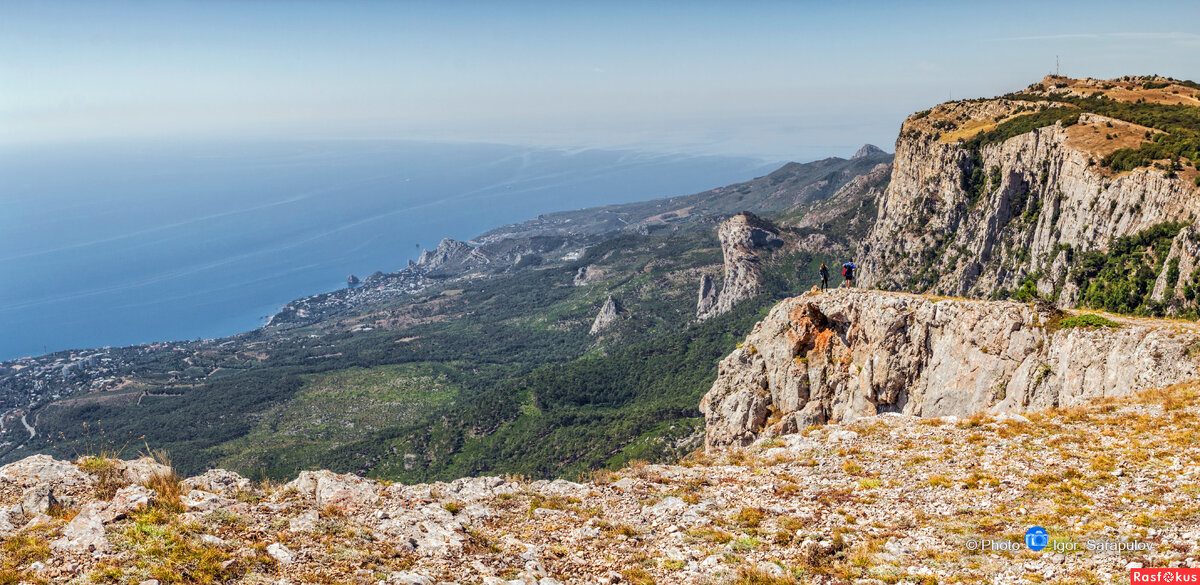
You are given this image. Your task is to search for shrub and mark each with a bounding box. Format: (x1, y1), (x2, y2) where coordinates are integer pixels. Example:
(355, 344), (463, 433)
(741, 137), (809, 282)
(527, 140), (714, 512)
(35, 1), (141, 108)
(1059, 314), (1122, 329)
(734, 507), (765, 528)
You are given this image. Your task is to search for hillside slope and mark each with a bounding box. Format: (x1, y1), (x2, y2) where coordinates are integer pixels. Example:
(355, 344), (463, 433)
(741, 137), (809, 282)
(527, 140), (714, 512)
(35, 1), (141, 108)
(0, 149), (888, 482)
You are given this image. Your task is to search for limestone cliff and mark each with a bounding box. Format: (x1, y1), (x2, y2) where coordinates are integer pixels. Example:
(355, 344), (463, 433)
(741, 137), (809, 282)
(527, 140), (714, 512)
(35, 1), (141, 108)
(696, 213), (783, 320)
(859, 76), (1200, 314)
(701, 289), (1200, 449)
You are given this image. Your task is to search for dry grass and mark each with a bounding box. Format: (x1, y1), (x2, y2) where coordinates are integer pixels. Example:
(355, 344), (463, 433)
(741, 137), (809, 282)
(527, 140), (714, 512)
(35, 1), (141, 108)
(141, 448), (183, 509)
(731, 564), (798, 584)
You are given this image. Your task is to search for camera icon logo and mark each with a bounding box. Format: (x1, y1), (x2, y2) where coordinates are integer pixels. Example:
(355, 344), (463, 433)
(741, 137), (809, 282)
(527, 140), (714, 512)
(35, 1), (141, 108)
(1025, 526), (1049, 551)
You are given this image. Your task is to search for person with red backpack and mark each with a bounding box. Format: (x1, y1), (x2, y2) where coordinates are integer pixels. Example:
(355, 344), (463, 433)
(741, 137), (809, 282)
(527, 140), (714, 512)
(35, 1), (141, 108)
(841, 262), (857, 287)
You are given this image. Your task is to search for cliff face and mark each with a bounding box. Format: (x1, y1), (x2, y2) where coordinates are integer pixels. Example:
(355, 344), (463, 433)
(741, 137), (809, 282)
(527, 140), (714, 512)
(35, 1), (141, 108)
(1152, 224), (1200, 308)
(701, 289), (1200, 449)
(696, 213), (783, 320)
(859, 76), (1200, 313)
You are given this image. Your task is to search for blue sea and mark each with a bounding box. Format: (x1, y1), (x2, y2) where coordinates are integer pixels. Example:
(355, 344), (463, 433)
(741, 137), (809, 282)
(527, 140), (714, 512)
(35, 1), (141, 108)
(0, 140), (780, 360)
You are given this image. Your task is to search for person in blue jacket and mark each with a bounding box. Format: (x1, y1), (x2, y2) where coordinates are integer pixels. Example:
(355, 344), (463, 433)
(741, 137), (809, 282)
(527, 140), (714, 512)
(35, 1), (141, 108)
(841, 262), (857, 287)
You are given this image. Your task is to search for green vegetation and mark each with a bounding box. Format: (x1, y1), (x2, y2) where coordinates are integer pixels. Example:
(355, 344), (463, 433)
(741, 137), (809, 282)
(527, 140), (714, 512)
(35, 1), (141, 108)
(962, 106), (1082, 151)
(1058, 314), (1122, 329)
(1011, 273), (1040, 303)
(1069, 222), (1185, 316)
(212, 363), (459, 475)
(1003, 92), (1200, 171)
(28, 215), (838, 482)
(102, 504), (233, 584)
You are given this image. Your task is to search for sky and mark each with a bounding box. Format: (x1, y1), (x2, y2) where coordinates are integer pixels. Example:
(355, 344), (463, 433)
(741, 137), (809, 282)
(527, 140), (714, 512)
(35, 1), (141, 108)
(3, 0), (1199, 160)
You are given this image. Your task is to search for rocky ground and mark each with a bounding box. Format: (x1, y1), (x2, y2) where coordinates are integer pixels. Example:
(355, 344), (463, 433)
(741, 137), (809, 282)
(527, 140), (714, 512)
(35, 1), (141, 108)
(1, 381), (1197, 585)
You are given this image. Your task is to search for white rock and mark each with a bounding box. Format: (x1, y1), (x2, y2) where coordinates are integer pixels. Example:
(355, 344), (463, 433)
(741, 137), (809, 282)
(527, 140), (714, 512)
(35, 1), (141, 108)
(757, 562), (785, 578)
(115, 457), (172, 484)
(1, 455), (90, 489)
(612, 478), (637, 490)
(826, 430), (859, 443)
(389, 571), (433, 585)
(51, 501), (109, 553)
(198, 534), (226, 546)
(288, 509), (320, 533)
(286, 470), (379, 512)
(267, 542), (294, 564)
(181, 469), (253, 497)
(102, 484), (155, 522)
(183, 489), (235, 513)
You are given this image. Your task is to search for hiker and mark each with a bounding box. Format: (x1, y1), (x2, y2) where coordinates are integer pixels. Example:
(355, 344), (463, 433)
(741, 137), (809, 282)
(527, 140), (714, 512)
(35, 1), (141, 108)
(819, 263), (829, 291)
(841, 262), (857, 288)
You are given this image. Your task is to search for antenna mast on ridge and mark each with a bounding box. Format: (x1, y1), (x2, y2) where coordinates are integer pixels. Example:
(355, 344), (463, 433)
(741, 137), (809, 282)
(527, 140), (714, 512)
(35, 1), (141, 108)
(1056, 55), (1060, 76)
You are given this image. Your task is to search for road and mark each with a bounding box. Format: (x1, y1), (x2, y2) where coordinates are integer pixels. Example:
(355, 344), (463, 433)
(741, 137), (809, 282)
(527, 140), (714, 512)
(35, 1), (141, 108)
(21, 414), (35, 439)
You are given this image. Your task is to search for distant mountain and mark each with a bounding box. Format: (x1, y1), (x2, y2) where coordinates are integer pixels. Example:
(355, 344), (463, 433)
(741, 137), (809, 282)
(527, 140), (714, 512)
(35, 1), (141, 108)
(851, 143), (887, 159)
(473, 151), (892, 244)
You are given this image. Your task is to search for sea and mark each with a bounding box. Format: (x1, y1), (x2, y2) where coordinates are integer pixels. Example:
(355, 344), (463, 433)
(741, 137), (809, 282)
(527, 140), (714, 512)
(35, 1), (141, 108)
(0, 140), (781, 360)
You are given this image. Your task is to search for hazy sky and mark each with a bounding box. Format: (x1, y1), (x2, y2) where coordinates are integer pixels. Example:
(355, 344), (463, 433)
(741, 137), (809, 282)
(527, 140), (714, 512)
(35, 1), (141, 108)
(3, 1), (1199, 159)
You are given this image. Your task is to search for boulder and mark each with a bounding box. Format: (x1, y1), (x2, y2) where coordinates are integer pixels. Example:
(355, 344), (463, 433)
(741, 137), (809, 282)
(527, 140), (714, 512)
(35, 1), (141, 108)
(375, 503), (466, 556)
(114, 457), (172, 484)
(18, 483), (60, 516)
(266, 542), (294, 564)
(51, 501), (109, 553)
(100, 484), (155, 523)
(288, 510), (319, 533)
(181, 469), (252, 498)
(285, 470), (380, 513)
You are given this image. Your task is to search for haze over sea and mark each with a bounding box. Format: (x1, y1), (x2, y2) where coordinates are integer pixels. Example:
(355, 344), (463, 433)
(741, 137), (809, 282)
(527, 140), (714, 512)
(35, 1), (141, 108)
(0, 140), (780, 361)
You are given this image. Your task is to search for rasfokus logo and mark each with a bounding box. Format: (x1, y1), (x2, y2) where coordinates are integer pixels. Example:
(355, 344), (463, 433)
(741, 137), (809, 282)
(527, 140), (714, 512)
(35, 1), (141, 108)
(1025, 526), (1050, 551)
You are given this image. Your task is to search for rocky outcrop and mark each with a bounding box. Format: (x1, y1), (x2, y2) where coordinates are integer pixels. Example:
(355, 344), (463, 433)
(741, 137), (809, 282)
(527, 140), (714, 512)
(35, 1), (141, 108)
(573, 265), (605, 286)
(182, 468), (253, 498)
(589, 296), (621, 335)
(697, 213), (783, 320)
(415, 238), (473, 272)
(859, 77), (1200, 313)
(695, 274), (718, 316)
(701, 289), (1200, 449)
